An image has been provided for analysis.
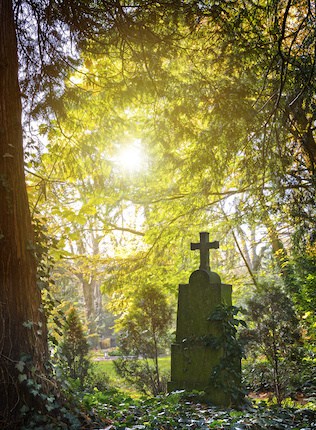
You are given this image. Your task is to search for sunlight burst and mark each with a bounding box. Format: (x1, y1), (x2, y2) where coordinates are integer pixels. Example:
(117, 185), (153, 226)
(116, 140), (144, 173)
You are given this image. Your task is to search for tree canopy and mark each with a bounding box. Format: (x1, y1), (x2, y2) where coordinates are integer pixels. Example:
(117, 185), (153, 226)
(29, 0), (316, 285)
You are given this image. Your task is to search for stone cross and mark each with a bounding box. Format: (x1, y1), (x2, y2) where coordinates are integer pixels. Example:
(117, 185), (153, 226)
(190, 232), (219, 271)
(169, 232), (240, 406)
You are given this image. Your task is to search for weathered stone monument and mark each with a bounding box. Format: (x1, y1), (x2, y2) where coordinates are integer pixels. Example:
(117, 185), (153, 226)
(168, 232), (241, 406)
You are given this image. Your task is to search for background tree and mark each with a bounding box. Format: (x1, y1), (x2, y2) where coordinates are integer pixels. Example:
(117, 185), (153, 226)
(114, 284), (173, 395)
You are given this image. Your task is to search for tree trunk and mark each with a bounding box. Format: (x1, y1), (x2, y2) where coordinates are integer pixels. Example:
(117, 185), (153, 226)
(76, 234), (103, 336)
(287, 97), (316, 174)
(0, 1), (48, 426)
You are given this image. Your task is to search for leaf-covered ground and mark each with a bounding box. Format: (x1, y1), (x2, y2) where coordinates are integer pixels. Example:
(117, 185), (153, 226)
(82, 390), (316, 430)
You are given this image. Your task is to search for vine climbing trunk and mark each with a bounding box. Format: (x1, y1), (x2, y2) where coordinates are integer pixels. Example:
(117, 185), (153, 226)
(0, 0), (48, 426)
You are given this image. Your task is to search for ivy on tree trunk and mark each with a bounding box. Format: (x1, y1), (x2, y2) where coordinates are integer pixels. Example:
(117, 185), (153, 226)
(0, 0), (48, 425)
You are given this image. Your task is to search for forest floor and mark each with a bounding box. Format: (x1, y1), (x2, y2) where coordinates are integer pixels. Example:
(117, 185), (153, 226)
(82, 389), (316, 430)
(86, 355), (316, 429)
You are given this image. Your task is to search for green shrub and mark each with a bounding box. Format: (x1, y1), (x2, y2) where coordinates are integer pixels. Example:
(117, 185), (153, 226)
(243, 284), (304, 404)
(85, 365), (111, 392)
(58, 307), (91, 387)
(114, 284), (173, 395)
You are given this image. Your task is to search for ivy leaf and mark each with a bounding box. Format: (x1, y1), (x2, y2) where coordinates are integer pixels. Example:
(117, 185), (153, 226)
(15, 361), (25, 372)
(18, 373), (27, 383)
(23, 320), (34, 329)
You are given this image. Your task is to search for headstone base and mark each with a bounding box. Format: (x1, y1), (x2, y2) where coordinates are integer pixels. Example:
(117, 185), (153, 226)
(168, 342), (232, 406)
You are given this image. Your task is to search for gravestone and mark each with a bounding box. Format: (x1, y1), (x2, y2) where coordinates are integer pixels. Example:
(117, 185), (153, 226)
(168, 232), (241, 406)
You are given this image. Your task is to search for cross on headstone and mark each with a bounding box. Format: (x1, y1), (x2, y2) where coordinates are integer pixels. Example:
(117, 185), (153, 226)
(190, 232), (219, 271)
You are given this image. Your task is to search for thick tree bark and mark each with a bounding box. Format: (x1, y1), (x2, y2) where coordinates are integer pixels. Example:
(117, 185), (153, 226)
(0, 0), (48, 426)
(289, 100), (316, 174)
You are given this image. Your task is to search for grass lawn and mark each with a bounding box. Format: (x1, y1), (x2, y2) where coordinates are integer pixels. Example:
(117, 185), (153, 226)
(92, 358), (118, 378)
(92, 355), (171, 394)
(93, 355), (170, 377)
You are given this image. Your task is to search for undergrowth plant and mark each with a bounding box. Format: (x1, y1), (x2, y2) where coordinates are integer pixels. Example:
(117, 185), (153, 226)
(243, 283), (304, 405)
(58, 307), (91, 388)
(114, 284), (173, 395)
